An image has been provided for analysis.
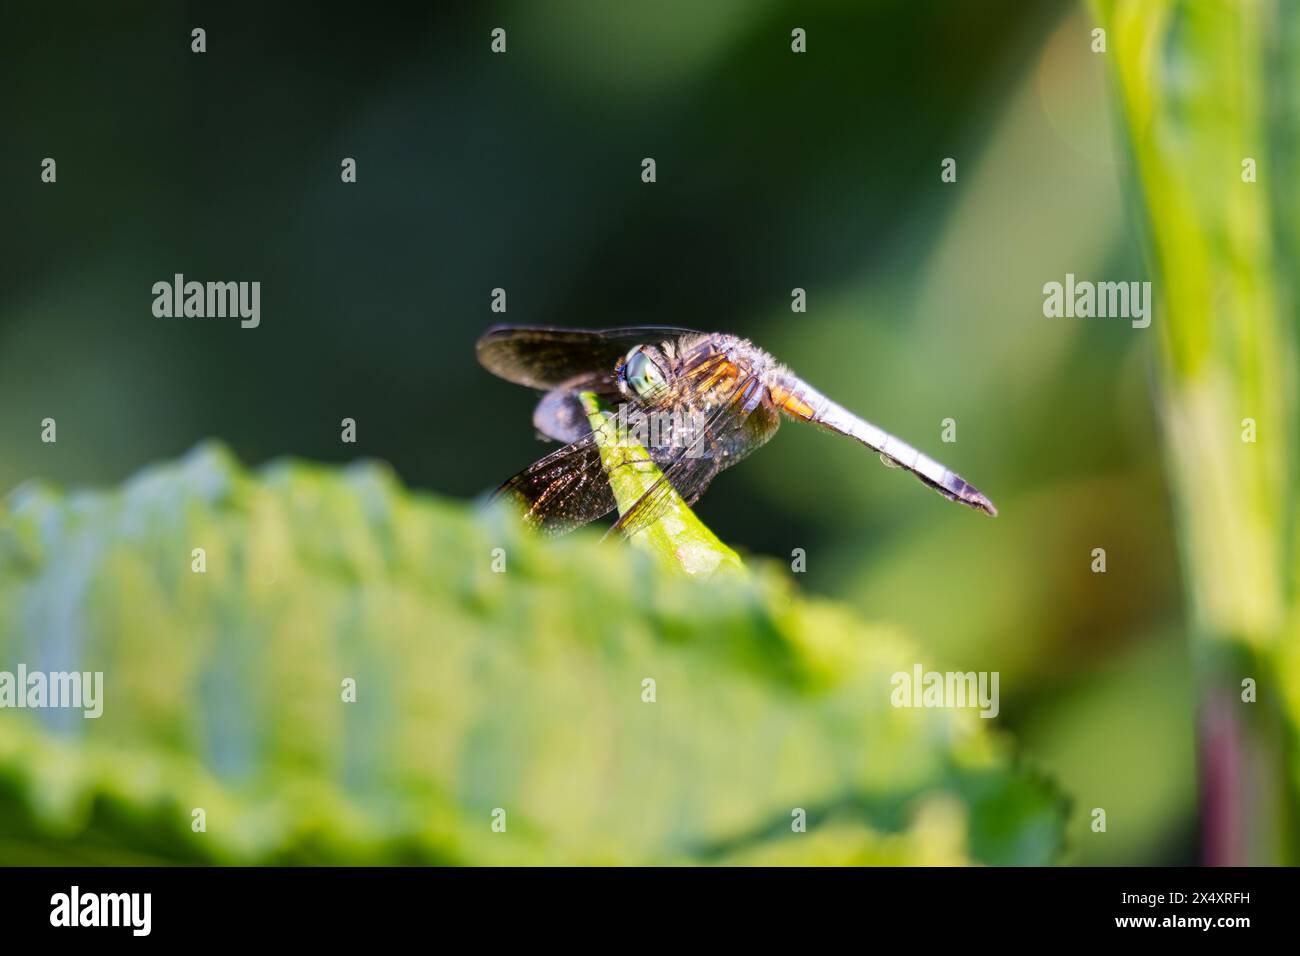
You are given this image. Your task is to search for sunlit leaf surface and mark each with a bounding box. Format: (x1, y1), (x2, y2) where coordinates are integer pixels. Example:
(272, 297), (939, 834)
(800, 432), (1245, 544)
(0, 444), (1064, 864)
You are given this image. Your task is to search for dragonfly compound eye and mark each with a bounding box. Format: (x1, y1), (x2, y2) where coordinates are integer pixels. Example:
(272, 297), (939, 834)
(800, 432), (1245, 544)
(622, 347), (668, 399)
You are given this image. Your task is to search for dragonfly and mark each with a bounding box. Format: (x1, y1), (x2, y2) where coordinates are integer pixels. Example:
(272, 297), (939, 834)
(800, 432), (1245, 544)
(478, 325), (997, 538)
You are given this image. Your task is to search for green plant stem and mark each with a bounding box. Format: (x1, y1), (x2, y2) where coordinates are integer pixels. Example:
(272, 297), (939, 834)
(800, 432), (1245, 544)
(1096, 0), (1299, 864)
(579, 391), (744, 577)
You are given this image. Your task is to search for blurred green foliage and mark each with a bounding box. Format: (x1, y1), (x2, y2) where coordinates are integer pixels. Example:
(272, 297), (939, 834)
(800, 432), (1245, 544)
(1096, 0), (1300, 864)
(0, 445), (1063, 864)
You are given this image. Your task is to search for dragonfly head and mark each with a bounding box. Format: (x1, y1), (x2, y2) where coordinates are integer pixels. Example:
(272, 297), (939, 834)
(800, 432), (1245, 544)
(616, 345), (671, 403)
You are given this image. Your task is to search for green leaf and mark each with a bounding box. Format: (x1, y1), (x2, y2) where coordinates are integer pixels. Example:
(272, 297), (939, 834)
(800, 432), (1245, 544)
(0, 443), (1065, 865)
(579, 391), (744, 577)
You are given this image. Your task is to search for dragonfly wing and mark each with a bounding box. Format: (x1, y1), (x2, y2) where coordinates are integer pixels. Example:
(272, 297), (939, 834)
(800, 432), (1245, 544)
(604, 454), (722, 540)
(477, 325), (699, 389)
(531, 371), (623, 443)
(532, 387), (591, 443)
(493, 432), (617, 536)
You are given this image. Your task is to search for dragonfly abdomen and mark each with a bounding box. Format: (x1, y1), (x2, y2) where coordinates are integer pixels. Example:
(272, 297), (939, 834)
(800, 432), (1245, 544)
(768, 374), (997, 516)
